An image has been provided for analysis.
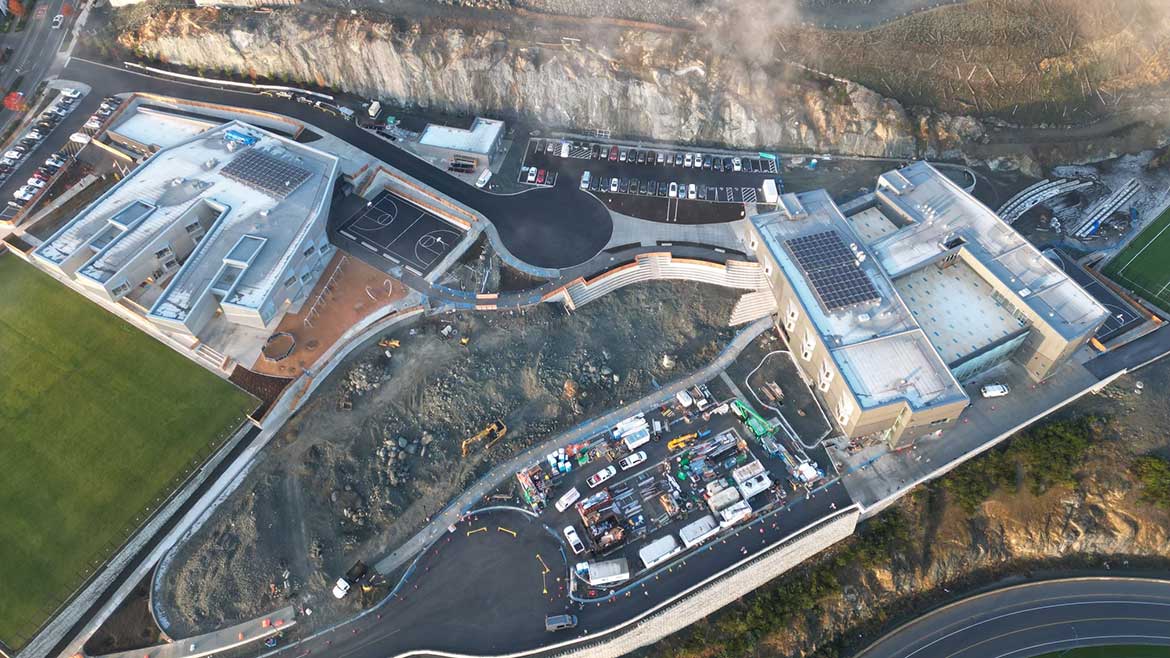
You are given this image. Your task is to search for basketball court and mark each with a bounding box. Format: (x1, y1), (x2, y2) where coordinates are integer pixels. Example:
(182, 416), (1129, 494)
(338, 190), (465, 275)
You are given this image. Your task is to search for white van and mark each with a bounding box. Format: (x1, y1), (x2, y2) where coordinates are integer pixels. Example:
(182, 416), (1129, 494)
(980, 384), (1010, 398)
(580, 171), (591, 190)
(555, 487), (581, 512)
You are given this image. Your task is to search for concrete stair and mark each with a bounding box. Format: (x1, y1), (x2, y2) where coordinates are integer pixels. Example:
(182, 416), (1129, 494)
(729, 290), (778, 326)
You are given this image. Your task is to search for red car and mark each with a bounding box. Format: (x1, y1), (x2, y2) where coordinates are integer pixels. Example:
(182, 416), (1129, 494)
(608, 146), (619, 162)
(536, 169), (546, 184)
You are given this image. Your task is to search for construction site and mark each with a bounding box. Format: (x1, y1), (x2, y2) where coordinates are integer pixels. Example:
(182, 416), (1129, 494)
(152, 280), (740, 636)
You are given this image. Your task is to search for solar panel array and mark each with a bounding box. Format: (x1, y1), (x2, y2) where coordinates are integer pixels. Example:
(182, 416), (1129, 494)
(221, 149), (312, 199)
(785, 230), (881, 312)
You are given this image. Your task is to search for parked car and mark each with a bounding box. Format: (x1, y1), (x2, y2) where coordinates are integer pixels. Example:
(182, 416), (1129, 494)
(580, 170), (591, 190)
(618, 451), (647, 470)
(648, 180), (657, 196)
(692, 153), (704, 168)
(703, 155), (712, 169)
(545, 615), (578, 632)
(698, 184), (707, 198)
(656, 152), (664, 165)
(619, 149), (627, 162)
(1, 157), (17, 166)
(618, 178), (628, 193)
(668, 181), (678, 198)
(732, 157), (742, 171)
(639, 181), (648, 195)
(586, 465), (617, 488)
(629, 178), (638, 193)
(60, 87), (82, 99)
(980, 384), (1010, 398)
(674, 152), (684, 166)
(84, 118), (103, 131)
(13, 187), (35, 201)
(713, 158), (723, 172)
(45, 156), (65, 167)
(684, 153), (693, 167)
(536, 169), (546, 185)
(610, 177), (619, 192)
(526, 167), (537, 183)
(657, 181), (668, 197)
(26, 178), (46, 189)
(563, 526), (586, 554)
(608, 145), (619, 161)
(637, 150), (647, 165)
(687, 183), (697, 199)
(31, 171), (50, 182)
(51, 14), (64, 29)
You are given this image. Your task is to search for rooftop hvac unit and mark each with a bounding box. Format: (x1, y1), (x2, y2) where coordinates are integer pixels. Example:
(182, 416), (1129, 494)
(203, 159), (218, 170)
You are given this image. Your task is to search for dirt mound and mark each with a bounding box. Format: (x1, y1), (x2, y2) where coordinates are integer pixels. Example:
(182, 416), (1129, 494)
(156, 281), (738, 636)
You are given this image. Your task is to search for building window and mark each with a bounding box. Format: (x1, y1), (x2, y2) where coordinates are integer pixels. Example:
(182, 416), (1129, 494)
(184, 221), (201, 234)
(801, 328), (815, 361)
(764, 263), (772, 276)
(111, 282), (130, 296)
(284, 275), (297, 289)
(818, 359), (834, 392)
(929, 417), (950, 426)
(300, 272), (313, 283)
(750, 237), (758, 250)
(836, 394), (853, 426)
(153, 246), (173, 260)
(784, 299), (799, 332)
(318, 244), (330, 254)
(302, 245), (315, 258)
(163, 259), (178, 270)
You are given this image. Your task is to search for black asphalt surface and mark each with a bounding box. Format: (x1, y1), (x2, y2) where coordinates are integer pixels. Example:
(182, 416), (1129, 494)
(54, 58), (612, 269)
(337, 189), (464, 275)
(276, 481), (852, 658)
(854, 577), (1170, 658)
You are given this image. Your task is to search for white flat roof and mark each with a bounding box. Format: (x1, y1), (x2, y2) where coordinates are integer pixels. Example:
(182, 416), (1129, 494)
(418, 117), (503, 155)
(110, 107), (220, 150)
(871, 162), (1108, 340)
(37, 119), (338, 320)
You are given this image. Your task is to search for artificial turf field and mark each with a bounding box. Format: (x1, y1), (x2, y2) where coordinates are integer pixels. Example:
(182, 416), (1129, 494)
(0, 255), (255, 649)
(1104, 204), (1170, 313)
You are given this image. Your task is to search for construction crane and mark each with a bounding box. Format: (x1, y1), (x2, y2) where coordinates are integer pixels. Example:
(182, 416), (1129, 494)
(667, 432), (698, 452)
(731, 400), (773, 439)
(462, 421), (507, 457)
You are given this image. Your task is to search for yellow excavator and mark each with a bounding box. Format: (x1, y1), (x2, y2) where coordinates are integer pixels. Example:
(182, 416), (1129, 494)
(462, 421), (507, 457)
(667, 432), (698, 452)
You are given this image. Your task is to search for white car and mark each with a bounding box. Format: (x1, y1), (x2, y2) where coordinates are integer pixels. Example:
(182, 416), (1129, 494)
(26, 178), (46, 189)
(331, 578), (351, 599)
(980, 384), (1010, 398)
(732, 157), (742, 172)
(4, 151), (21, 161)
(692, 153), (703, 168)
(618, 451), (647, 471)
(60, 88), (81, 99)
(687, 183), (697, 200)
(51, 14), (64, 29)
(586, 465), (617, 488)
(45, 156), (65, 167)
(526, 167), (537, 183)
(563, 526), (586, 554)
(13, 188), (35, 201)
(580, 171), (591, 190)
(610, 177), (619, 192)
(668, 182), (678, 198)
(684, 153), (693, 168)
(1, 158), (16, 167)
(84, 118), (103, 131)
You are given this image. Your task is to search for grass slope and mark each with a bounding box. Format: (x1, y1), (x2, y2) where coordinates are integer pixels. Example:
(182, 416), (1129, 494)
(1105, 204), (1170, 312)
(0, 256), (254, 648)
(1034, 646), (1170, 658)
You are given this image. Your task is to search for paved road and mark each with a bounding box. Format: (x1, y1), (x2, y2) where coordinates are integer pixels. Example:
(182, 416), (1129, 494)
(54, 58), (614, 269)
(855, 577), (1170, 658)
(0, 0), (74, 121)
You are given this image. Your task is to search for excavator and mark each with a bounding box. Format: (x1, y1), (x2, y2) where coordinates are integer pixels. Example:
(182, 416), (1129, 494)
(461, 421), (507, 457)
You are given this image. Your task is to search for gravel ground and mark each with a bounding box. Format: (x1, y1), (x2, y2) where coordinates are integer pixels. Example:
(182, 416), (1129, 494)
(155, 281), (740, 637)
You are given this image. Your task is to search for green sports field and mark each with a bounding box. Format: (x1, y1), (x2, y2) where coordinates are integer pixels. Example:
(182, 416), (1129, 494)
(0, 255), (255, 649)
(1104, 204), (1170, 313)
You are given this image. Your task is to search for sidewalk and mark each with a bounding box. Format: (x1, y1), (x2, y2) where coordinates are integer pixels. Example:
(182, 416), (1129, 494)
(94, 607), (295, 658)
(373, 315), (773, 574)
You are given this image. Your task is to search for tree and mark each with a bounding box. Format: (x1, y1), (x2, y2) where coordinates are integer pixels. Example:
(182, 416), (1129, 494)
(4, 92), (27, 112)
(7, 0), (22, 18)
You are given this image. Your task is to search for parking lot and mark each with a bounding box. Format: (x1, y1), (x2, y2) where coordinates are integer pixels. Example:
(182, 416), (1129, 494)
(519, 138), (785, 224)
(0, 89), (122, 223)
(513, 376), (836, 600)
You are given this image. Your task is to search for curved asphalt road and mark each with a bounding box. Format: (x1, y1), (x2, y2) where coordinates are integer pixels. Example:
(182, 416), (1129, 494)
(855, 578), (1170, 658)
(56, 58), (614, 269)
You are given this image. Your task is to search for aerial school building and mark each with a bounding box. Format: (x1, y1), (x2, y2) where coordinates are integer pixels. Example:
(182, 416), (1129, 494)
(33, 120), (340, 359)
(748, 162), (1108, 446)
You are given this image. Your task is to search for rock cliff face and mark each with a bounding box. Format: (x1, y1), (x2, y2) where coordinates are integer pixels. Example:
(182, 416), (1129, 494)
(116, 9), (979, 158)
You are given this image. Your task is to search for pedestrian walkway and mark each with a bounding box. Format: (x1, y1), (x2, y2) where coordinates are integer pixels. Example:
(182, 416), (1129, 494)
(92, 607), (295, 658)
(374, 316), (773, 575)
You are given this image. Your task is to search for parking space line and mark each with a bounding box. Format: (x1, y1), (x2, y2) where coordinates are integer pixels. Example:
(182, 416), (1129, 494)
(497, 526), (516, 537)
(466, 527), (487, 536)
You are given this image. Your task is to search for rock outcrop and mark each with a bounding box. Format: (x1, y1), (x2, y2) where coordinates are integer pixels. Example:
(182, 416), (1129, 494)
(116, 8), (965, 158)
